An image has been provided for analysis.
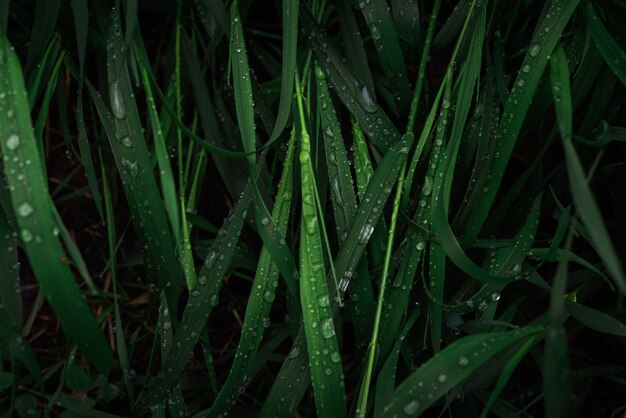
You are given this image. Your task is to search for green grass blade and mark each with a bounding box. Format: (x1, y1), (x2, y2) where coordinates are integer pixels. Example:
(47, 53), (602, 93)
(75, 90), (104, 221)
(70, 0), (88, 72)
(461, 0), (580, 245)
(551, 41), (625, 292)
(301, 5), (401, 154)
(133, 184), (252, 413)
(479, 333), (541, 418)
(0, 33), (112, 375)
(352, 120), (388, 269)
(566, 301), (626, 336)
(584, 2), (626, 87)
(258, 331), (311, 418)
(137, 57), (180, 245)
(373, 309), (419, 417)
(206, 132), (296, 417)
(230, 0), (300, 300)
(296, 75), (346, 418)
(318, 68), (375, 350)
(268, 0), (298, 142)
(24, 0), (60, 76)
(0, 210), (22, 326)
(103, 8), (182, 310)
(379, 326), (543, 417)
(0, 308), (41, 388)
(358, 0), (410, 114)
(335, 133), (413, 294)
(337, 0), (376, 101)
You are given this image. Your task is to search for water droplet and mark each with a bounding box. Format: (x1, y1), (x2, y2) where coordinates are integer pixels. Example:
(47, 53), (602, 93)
(516, 79), (525, 87)
(261, 217), (270, 226)
(210, 293), (219, 306)
(403, 399), (420, 415)
(122, 158), (138, 177)
(191, 289), (202, 297)
(442, 99), (450, 109)
(522, 64), (531, 73)
(330, 351), (341, 363)
(357, 223), (374, 245)
(21, 229), (33, 243)
(422, 176), (433, 196)
(109, 81), (126, 119)
(315, 66), (326, 80)
(263, 290), (275, 302)
(369, 23), (382, 40)
(358, 85), (378, 113)
(317, 295), (330, 307)
(6, 134), (20, 151)
(437, 374), (447, 383)
(198, 275), (208, 285)
(288, 346), (301, 359)
(528, 43), (541, 58)
(457, 356), (469, 366)
(321, 318), (335, 339)
(119, 136), (132, 147)
(17, 202), (33, 217)
(305, 216), (318, 235)
(416, 241), (426, 251)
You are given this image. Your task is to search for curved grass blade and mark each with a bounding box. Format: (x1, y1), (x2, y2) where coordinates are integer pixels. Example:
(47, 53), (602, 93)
(584, 2), (626, 87)
(479, 332), (542, 418)
(357, 162), (407, 417)
(230, 0), (300, 300)
(206, 132), (296, 418)
(24, 0), (60, 76)
(104, 8), (182, 311)
(567, 301), (626, 336)
(461, 0), (580, 245)
(267, 0), (298, 142)
(301, 5), (401, 154)
(373, 309), (419, 417)
(137, 57), (180, 245)
(258, 331), (310, 418)
(352, 120), (388, 269)
(379, 326), (543, 418)
(335, 133), (413, 294)
(0, 211), (21, 326)
(317, 69), (375, 349)
(0, 33), (112, 375)
(337, 0), (375, 102)
(358, 0), (410, 114)
(296, 77), (346, 418)
(550, 41), (625, 292)
(133, 183), (252, 413)
(0, 308), (41, 388)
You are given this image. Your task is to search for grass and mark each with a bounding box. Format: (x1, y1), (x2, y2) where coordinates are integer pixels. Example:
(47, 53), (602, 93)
(0, 0), (625, 417)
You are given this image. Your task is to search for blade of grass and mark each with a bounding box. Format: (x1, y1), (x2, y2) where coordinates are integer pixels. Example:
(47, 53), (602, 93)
(301, 5), (401, 154)
(358, 0), (410, 114)
(584, 2), (626, 87)
(551, 41), (625, 292)
(0, 32), (112, 375)
(133, 183), (252, 413)
(205, 131), (296, 417)
(379, 326), (543, 417)
(295, 72), (346, 418)
(104, 8), (182, 311)
(267, 0), (298, 142)
(461, 0), (580, 246)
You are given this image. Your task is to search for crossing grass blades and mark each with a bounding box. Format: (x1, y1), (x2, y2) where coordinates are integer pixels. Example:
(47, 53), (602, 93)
(0, 0), (626, 416)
